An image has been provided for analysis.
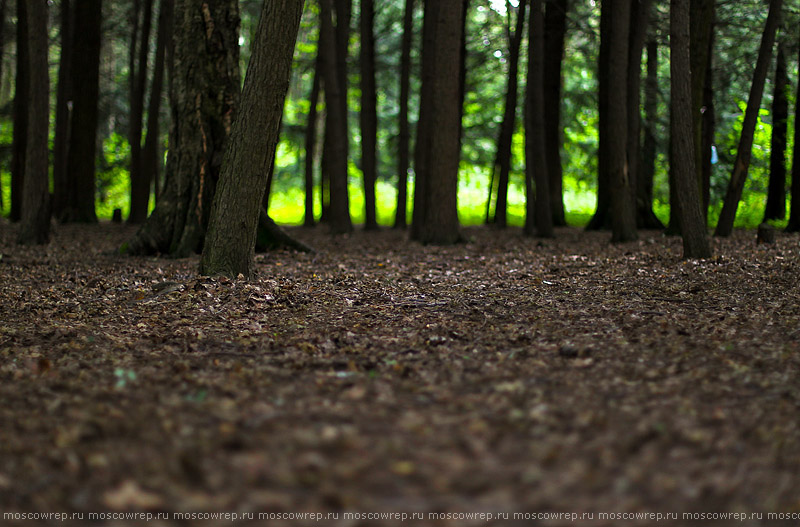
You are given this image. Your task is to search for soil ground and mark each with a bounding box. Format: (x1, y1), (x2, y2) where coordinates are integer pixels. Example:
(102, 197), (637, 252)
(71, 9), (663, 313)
(1, 222), (799, 526)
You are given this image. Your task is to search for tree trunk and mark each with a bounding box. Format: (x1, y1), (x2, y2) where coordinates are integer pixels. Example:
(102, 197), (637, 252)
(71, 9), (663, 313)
(690, 0), (714, 214)
(0, 0), (5, 210)
(360, 0), (378, 230)
(320, 0), (352, 234)
(304, 48), (321, 228)
(128, 0), (155, 224)
(141, 0), (174, 208)
(394, 0), (414, 229)
(17, 0), (50, 245)
(415, 0), (463, 245)
(764, 42), (788, 222)
(61, 0), (103, 223)
(700, 22), (715, 219)
(627, 0), (652, 229)
(10, 0), (28, 222)
(786, 41), (800, 233)
(52, 0), (74, 220)
(200, 0), (304, 278)
(525, 0), (553, 238)
(670, 0), (711, 258)
(544, 0), (567, 226)
(638, 39), (663, 229)
(714, 0), (783, 237)
(609, 0), (636, 243)
(586, 0), (610, 230)
(125, 0), (240, 256)
(489, 0), (527, 229)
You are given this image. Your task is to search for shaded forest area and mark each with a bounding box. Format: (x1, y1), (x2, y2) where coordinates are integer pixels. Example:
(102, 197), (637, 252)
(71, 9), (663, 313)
(2, 0), (800, 521)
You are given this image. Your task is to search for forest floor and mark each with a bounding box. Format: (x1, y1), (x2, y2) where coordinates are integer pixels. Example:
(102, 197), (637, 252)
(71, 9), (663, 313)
(1, 221), (799, 526)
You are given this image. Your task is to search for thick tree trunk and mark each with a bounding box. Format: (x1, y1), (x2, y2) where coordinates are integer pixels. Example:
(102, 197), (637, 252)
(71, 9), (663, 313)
(670, 0), (711, 258)
(786, 43), (800, 232)
(200, 0), (304, 279)
(415, 0), (463, 245)
(586, 0), (610, 231)
(489, 0), (527, 228)
(17, 0), (50, 245)
(714, 0), (783, 237)
(125, 0), (240, 256)
(360, 0), (378, 230)
(627, 0), (652, 229)
(52, 0), (74, 220)
(526, 0), (553, 238)
(700, 23), (715, 219)
(394, 0), (414, 229)
(61, 0), (103, 223)
(609, 0), (636, 243)
(10, 0), (28, 222)
(304, 49), (321, 228)
(544, 0), (567, 226)
(690, 0), (714, 212)
(764, 42), (788, 222)
(128, 0), (155, 224)
(320, 0), (352, 234)
(638, 39), (663, 229)
(141, 0), (173, 207)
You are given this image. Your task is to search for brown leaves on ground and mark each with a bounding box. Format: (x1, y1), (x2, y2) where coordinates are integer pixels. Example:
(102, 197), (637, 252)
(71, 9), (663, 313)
(1, 223), (799, 520)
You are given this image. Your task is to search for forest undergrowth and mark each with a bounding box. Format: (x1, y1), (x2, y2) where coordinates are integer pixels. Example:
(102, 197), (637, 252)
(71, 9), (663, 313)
(1, 222), (799, 522)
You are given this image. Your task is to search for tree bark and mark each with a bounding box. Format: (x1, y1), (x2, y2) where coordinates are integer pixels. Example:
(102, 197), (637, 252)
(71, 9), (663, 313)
(700, 21), (715, 219)
(61, 0), (103, 223)
(128, 0), (155, 224)
(200, 0), (304, 278)
(609, 0), (636, 243)
(690, 0), (714, 213)
(52, 0), (74, 219)
(586, 0), (610, 230)
(544, 0), (567, 226)
(304, 47), (321, 228)
(17, 0), (50, 245)
(714, 0), (783, 237)
(786, 41), (800, 232)
(525, 0), (553, 238)
(488, 0), (527, 229)
(764, 42), (788, 222)
(360, 0), (378, 230)
(394, 0), (414, 229)
(141, 0), (174, 207)
(125, 0), (240, 256)
(10, 0), (28, 222)
(637, 39), (663, 229)
(319, 0), (352, 234)
(670, 0), (711, 258)
(414, 0), (463, 244)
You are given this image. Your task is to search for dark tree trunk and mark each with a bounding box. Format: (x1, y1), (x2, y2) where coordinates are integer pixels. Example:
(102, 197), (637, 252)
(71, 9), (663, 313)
(17, 0), (50, 245)
(414, 0), (463, 244)
(627, 0), (654, 230)
(200, 0), (305, 278)
(320, 0), (352, 234)
(61, 0), (103, 223)
(10, 0), (28, 222)
(544, 0), (567, 226)
(586, 0), (610, 230)
(0, 0), (5, 211)
(690, 0), (714, 214)
(394, 0), (414, 229)
(638, 39), (663, 229)
(488, 0), (527, 229)
(125, 0), (240, 255)
(128, 0), (155, 224)
(714, 0), (783, 237)
(360, 0), (378, 230)
(670, 0), (711, 258)
(52, 0), (74, 220)
(525, 0), (553, 238)
(764, 42), (788, 222)
(700, 21), (715, 219)
(786, 42), (800, 232)
(304, 48), (321, 228)
(457, 0), (468, 153)
(609, 0), (636, 243)
(141, 0), (173, 208)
